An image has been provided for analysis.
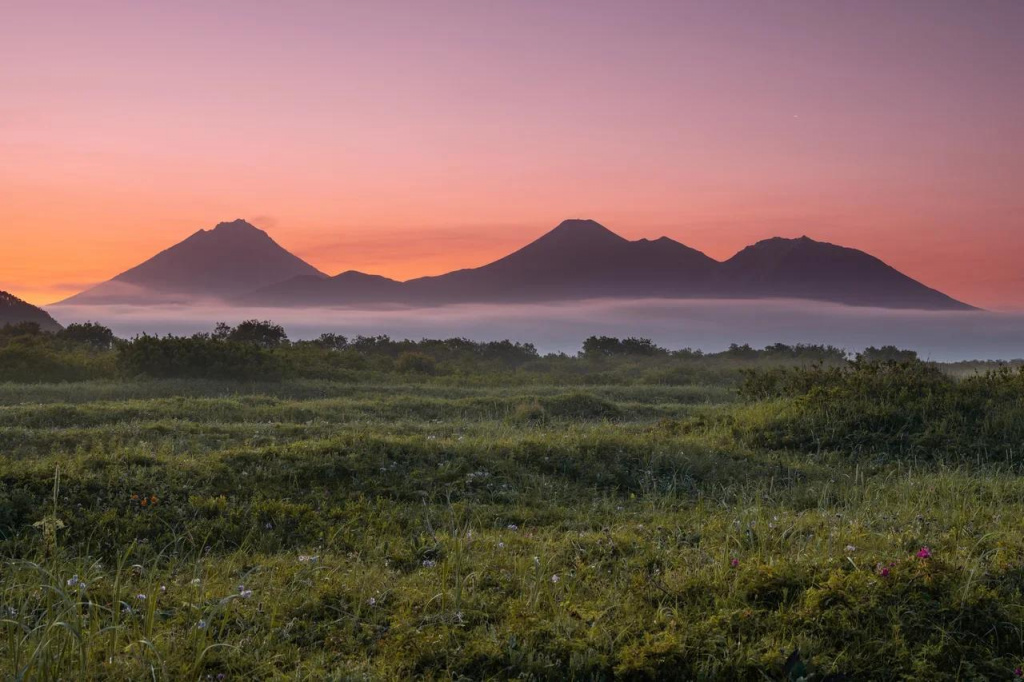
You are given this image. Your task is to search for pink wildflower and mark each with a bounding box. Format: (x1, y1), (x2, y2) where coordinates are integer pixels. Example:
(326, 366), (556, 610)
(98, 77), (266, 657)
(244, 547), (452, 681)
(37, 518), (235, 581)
(916, 546), (932, 560)
(729, 558), (739, 568)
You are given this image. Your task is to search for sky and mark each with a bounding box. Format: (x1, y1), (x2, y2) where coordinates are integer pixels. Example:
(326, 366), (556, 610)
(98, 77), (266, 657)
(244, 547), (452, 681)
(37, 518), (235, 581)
(2, 0), (1022, 309)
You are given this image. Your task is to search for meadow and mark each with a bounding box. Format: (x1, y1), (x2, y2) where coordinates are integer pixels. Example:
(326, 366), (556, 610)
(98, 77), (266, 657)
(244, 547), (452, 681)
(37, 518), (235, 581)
(2, 323), (1024, 680)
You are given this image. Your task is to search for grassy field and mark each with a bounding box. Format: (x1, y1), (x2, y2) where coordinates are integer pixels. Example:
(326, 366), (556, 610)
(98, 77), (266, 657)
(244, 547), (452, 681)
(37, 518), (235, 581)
(3, 357), (1024, 679)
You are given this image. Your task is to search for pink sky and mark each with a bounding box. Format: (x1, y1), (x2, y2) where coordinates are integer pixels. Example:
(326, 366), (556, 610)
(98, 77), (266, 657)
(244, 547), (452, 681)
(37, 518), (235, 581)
(1, 1), (1022, 308)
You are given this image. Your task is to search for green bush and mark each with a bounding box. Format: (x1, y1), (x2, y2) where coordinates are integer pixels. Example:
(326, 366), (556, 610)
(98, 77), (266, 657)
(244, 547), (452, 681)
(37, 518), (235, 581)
(738, 361), (1024, 461)
(117, 334), (285, 380)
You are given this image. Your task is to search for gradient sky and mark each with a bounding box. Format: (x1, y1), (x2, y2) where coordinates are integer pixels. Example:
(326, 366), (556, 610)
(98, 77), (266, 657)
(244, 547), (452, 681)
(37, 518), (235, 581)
(2, 0), (1022, 309)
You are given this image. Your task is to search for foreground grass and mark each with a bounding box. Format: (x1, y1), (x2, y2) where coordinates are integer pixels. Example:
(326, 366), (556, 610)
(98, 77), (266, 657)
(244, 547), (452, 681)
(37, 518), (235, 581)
(2, 380), (1024, 680)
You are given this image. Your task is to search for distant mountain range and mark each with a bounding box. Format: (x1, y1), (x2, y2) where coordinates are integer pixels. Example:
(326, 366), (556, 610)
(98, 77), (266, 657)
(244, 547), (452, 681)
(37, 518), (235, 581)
(1, 291), (63, 331)
(56, 218), (975, 311)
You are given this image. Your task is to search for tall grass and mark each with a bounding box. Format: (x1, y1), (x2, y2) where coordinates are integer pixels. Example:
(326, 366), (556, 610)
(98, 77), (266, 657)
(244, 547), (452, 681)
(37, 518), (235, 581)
(3, 364), (1024, 678)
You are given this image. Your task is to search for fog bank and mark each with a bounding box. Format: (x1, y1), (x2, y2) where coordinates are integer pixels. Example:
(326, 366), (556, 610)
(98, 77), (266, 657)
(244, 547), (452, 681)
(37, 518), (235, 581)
(49, 298), (1023, 362)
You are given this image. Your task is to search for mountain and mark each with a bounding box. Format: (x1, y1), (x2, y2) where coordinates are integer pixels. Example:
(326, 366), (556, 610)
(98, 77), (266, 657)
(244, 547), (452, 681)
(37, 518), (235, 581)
(58, 219), (324, 304)
(722, 236), (974, 310)
(1, 291), (63, 331)
(57, 217), (975, 311)
(403, 219), (722, 303)
(241, 270), (406, 306)
(244, 219), (722, 306)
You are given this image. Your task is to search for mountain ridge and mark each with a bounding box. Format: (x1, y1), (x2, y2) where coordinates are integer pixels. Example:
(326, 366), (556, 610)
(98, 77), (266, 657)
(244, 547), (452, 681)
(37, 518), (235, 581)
(1, 291), (64, 331)
(54, 218), (976, 311)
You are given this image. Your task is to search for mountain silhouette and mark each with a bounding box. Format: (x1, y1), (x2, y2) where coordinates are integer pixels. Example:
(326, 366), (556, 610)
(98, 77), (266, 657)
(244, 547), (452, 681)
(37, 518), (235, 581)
(721, 236), (973, 309)
(56, 218), (975, 311)
(241, 270), (405, 306)
(400, 219), (722, 303)
(1, 291), (63, 331)
(59, 219), (324, 304)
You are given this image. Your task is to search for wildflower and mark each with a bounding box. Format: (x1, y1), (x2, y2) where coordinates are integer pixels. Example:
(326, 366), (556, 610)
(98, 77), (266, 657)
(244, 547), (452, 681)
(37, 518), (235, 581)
(497, 542), (505, 549)
(916, 546), (932, 559)
(422, 559), (437, 568)
(730, 558), (739, 568)
(191, 578), (201, 586)
(160, 585), (167, 593)
(507, 524), (518, 531)
(845, 545), (857, 553)
(550, 574), (560, 583)
(876, 563), (890, 577)
(67, 574), (80, 588)
(367, 597), (376, 606)
(264, 522), (273, 530)
(238, 585), (253, 599)
(217, 675), (226, 681)
(196, 619), (207, 629)
(1015, 666), (1022, 678)
(136, 593), (147, 601)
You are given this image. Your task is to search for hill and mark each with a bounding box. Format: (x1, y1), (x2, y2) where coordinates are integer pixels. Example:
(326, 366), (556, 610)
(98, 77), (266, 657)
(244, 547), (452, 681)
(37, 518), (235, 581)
(0, 290), (63, 331)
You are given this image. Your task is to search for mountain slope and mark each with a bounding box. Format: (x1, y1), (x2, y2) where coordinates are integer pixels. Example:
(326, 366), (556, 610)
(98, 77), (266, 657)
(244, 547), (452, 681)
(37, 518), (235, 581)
(1, 291), (63, 331)
(59, 219), (324, 304)
(56, 217), (975, 311)
(403, 219), (722, 303)
(242, 218), (722, 306)
(722, 236), (974, 310)
(241, 271), (406, 306)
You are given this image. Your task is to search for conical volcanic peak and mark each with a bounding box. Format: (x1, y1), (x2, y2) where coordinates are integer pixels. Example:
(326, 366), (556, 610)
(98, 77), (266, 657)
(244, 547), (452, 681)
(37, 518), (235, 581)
(548, 218), (627, 238)
(57, 219), (324, 305)
(212, 218), (260, 231)
(56, 217), (975, 311)
(204, 219), (271, 240)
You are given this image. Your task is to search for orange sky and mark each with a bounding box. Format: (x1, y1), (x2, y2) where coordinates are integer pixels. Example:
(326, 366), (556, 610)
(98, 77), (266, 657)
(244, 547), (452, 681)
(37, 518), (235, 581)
(2, 1), (1022, 309)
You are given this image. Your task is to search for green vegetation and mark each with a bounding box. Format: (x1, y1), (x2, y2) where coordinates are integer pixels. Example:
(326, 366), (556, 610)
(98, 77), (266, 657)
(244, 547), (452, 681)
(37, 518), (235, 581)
(2, 321), (1024, 679)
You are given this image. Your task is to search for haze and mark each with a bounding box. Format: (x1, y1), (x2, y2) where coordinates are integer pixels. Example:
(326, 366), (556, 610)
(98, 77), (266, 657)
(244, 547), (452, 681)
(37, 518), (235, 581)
(2, 1), (1023, 309)
(52, 299), (1024, 363)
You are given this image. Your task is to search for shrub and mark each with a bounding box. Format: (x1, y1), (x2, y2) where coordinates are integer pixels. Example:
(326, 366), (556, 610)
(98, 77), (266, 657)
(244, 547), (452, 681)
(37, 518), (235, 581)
(117, 334), (284, 380)
(540, 392), (621, 420)
(738, 361), (1024, 461)
(58, 322), (117, 350)
(395, 352), (437, 374)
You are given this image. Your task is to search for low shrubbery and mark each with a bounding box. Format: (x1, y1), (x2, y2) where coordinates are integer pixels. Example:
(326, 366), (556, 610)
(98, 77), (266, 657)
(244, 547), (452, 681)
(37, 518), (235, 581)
(737, 360), (1024, 461)
(2, 352), (1024, 677)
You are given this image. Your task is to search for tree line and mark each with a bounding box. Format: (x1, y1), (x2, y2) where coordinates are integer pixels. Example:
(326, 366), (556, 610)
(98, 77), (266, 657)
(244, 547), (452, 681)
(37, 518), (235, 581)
(0, 318), (992, 384)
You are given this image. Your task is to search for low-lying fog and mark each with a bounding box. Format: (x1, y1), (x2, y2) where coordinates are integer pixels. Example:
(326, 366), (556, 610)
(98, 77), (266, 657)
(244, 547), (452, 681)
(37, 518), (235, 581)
(49, 298), (1023, 362)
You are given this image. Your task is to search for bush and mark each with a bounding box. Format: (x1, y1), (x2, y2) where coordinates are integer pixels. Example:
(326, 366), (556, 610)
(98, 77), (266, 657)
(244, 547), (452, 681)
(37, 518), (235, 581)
(395, 352), (437, 374)
(117, 334), (285, 380)
(58, 322), (116, 350)
(737, 361), (1024, 461)
(225, 320), (289, 348)
(540, 392), (621, 420)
